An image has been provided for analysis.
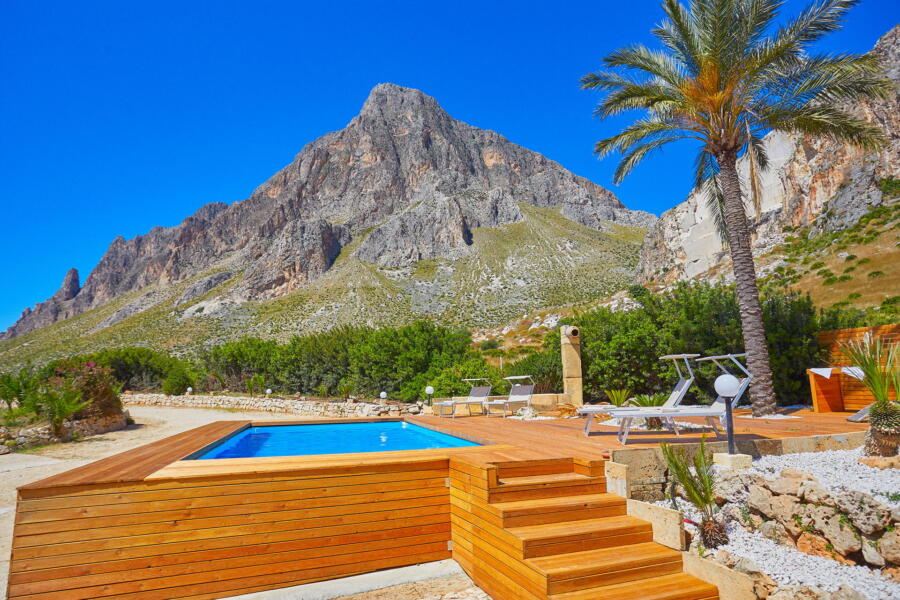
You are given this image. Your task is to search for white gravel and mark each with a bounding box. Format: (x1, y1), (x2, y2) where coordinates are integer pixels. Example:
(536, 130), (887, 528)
(746, 447), (900, 508)
(659, 498), (900, 600)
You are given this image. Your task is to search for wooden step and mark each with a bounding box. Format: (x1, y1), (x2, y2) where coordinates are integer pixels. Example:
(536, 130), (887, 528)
(550, 572), (719, 600)
(508, 515), (653, 558)
(491, 493), (626, 527)
(490, 472), (606, 501)
(494, 457), (575, 479)
(529, 542), (683, 593)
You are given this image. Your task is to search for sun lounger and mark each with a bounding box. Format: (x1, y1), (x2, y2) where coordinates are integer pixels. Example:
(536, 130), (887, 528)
(434, 379), (492, 417)
(611, 353), (752, 444)
(484, 376), (535, 417)
(579, 354), (699, 435)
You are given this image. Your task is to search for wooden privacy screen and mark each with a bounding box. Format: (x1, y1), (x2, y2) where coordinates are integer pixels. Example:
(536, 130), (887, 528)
(8, 458), (452, 600)
(811, 323), (900, 412)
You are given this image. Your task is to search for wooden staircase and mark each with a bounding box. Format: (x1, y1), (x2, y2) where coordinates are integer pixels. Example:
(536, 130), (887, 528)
(449, 454), (719, 600)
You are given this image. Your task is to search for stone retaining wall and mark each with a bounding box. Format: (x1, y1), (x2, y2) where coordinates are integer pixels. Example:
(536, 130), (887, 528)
(122, 392), (425, 418)
(0, 411), (129, 454)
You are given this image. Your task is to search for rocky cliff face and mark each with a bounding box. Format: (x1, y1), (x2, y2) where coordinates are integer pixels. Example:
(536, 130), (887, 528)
(4, 83), (654, 339)
(638, 25), (900, 284)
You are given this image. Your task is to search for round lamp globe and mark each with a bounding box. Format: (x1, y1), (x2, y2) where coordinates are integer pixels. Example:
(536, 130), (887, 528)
(380, 391), (387, 399)
(714, 374), (741, 398)
(425, 386), (435, 396)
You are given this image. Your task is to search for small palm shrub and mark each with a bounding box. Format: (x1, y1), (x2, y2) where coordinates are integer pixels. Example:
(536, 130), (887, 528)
(0, 368), (37, 414)
(162, 365), (193, 396)
(34, 379), (90, 437)
(840, 335), (899, 456)
(628, 393), (668, 430)
(604, 389), (631, 407)
(661, 437), (728, 548)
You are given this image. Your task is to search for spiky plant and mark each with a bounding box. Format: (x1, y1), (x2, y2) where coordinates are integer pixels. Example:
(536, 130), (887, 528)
(628, 392), (669, 429)
(841, 335), (900, 456)
(581, 0), (891, 417)
(661, 437), (728, 548)
(604, 389), (632, 407)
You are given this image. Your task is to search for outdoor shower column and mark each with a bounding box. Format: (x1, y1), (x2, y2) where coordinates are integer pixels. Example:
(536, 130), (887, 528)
(560, 325), (583, 406)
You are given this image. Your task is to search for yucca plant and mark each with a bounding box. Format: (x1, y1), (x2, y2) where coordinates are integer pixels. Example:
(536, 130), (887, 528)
(841, 335), (900, 456)
(661, 437), (728, 548)
(604, 389), (632, 407)
(581, 0), (891, 417)
(628, 392), (669, 429)
(32, 380), (90, 437)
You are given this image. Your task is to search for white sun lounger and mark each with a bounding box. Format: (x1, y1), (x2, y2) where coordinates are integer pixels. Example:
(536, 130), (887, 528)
(579, 354), (699, 436)
(484, 376), (535, 417)
(434, 379), (492, 417)
(611, 353), (752, 444)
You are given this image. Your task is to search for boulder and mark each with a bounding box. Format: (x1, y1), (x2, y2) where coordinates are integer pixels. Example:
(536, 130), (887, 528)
(769, 494), (802, 526)
(780, 468), (815, 481)
(768, 476), (803, 496)
(834, 490), (892, 535)
(861, 536), (886, 567)
(878, 528), (900, 564)
(798, 480), (833, 506)
(831, 585), (867, 600)
(857, 455), (900, 470)
(759, 520), (795, 547)
(796, 532), (856, 565)
(768, 585), (828, 600)
(748, 485), (775, 517)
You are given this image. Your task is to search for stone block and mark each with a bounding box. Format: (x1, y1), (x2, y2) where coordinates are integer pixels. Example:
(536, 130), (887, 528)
(713, 452), (752, 470)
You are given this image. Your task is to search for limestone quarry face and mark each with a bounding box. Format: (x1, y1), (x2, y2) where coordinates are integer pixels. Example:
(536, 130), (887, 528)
(3, 83), (654, 340)
(638, 25), (900, 284)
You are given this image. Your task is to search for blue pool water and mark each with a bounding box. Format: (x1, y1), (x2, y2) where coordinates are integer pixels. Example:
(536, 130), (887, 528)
(193, 422), (479, 459)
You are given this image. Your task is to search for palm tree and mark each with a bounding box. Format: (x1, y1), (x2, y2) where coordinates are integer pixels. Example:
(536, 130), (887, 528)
(582, 0), (891, 415)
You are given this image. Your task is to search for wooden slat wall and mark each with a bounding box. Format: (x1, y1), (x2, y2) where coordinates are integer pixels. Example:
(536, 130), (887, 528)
(814, 324), (900, 411)
(8, 459), (452, 600)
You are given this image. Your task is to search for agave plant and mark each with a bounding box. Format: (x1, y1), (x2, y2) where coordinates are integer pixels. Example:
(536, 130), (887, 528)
(661, 437), (728, 548)
(604, 389), (632, 407)
(840, 335), (900, 456)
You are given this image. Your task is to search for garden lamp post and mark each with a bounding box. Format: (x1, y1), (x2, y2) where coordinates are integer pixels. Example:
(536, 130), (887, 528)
(186, 386), (193, 396)
(714, 374), (741, 455)
(425, 386), (434, 406)
(379, 391), (387, 400)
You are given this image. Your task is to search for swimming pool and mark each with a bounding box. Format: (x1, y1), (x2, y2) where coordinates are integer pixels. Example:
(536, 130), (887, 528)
(192, 421), (479, 459)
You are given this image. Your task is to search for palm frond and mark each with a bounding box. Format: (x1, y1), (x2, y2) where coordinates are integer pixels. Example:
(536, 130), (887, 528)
(613, 136), (683, 183)
(603, 45), (687, 87)
(763, 105), (886, 150)
(694, 148), (729, 245)
(653, 0), (702, 74)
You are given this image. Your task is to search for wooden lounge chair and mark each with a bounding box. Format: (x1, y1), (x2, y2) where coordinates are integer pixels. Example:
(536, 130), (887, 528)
(579, 354), (699, 435)
(484, 376), (535, 417)
(434, 380), (492, 417)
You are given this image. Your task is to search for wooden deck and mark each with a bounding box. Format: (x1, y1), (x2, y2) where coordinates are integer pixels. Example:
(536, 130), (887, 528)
(410, 407), (868, 459)
(7, 410), (866, 600)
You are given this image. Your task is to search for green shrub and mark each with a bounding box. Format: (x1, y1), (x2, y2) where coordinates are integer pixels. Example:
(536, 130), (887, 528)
(857, 257), (872, 265)
(33, 378), (90, 436)
(0, 368), (37, 413)
(844, 254), (858, 262)
(479, 339), (500, 351)
(809, 261), (825, 270)
(848, 293), (862, 300)
(603, 389), (631, 407)
(868, 271), (885, 279)
(162, 365), (193, 396)
(504, 350), (561, 395)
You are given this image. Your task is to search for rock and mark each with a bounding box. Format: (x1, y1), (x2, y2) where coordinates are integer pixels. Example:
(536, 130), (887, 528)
(796, 532), (856, 565)
(748, 485), (775, 517)
(769, 494), (802, 526)
(768, 476), (803, 496)
(798, 480), (833, 506)
(834, 490), (892, 535)
(1, 83), (655, 340)
(769, 585), (828, 600)
(715, 471), (748, 503)
(815, 511), (861, 556)
(883, 566), (900, 582)
(878, 528), (900, 564)
(759, 520), (795, 547)
(780, 468), (815, 481)
(858, 455), (900, 470)
(0, 444), (10, 455)
(860, 535), (885, 567)
(831, 585), (867, 600)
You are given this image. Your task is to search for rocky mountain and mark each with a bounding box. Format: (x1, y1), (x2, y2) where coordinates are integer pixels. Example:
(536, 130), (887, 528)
(2, 83), (654, 346)
(638, 25), (900, 284)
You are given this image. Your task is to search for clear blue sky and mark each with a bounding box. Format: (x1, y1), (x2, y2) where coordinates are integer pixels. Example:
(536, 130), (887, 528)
(0, 0), (896, 330)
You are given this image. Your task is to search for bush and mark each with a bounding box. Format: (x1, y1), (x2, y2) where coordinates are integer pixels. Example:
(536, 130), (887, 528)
(41, 360), (122, 419)
(479, 339), (500, 351)
(162, 364), (193, 396)
(33, 378), (89, 436)
(548, 283), (863, 406)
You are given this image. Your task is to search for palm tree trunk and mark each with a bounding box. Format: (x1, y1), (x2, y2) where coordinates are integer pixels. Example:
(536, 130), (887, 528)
(716, 151), (778, 416)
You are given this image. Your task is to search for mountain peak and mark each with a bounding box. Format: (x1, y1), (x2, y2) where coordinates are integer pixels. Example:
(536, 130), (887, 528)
(359, 83), (443, 118)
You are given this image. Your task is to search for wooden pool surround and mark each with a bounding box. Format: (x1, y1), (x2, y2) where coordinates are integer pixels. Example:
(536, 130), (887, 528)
(8, 411), (864, 600)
